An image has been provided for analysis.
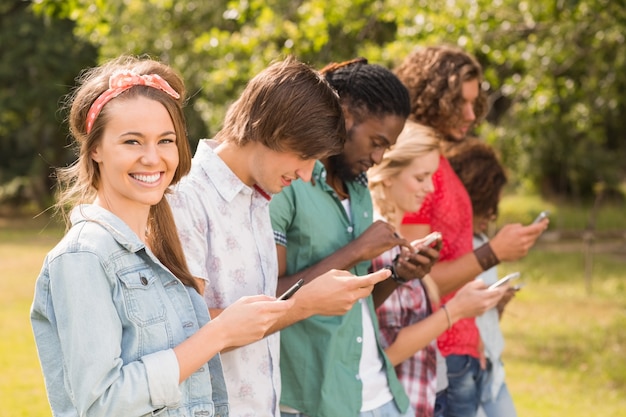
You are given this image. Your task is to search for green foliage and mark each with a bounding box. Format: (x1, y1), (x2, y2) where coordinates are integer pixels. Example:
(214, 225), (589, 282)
(0, 1), (97, 207)
(8, 0), (626, 203)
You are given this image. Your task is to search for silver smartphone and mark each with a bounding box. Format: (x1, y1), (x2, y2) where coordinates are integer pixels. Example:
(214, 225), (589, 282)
(532, 210), (550, 224)
(414, 231), (442, 254)
(488, 272), (521, 290)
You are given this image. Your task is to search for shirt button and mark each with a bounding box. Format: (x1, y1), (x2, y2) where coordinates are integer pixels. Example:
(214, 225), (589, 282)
(356, 336), (363, 343)
(347, 226), (353, 233)
(140, 275), (148, 286)
(355, 374), (361, 380)
(363, 212), (369, 218)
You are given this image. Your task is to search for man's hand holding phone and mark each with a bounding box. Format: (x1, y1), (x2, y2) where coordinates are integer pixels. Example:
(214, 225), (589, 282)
(392, 231), (442, 282)
(489, 212), (549, 263)
(412, 231), (443, 254)
(532, 210), (550, 225)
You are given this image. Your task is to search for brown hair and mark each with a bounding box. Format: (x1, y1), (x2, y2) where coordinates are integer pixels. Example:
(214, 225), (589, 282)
(57, 55), (200, 293)
(446, 139), (508, 218)
(394, 45), (487, 137)
(215, 56), (346, 159)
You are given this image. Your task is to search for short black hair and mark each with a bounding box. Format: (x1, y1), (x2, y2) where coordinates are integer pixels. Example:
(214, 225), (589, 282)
(321, 57), (410, 123)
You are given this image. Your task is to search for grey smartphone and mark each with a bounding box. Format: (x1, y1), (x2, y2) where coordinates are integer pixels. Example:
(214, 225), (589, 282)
(414, 231), (442, 254)
(489, 272), (521, 290)
(532, 210), (550, 224)
(277, 278), (305, 300)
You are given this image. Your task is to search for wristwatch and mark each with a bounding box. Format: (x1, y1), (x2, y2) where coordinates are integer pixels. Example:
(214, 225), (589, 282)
(386, 255), (407, 284)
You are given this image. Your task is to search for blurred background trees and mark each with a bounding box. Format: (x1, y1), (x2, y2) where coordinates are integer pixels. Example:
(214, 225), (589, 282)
(2, 0), (625, 210)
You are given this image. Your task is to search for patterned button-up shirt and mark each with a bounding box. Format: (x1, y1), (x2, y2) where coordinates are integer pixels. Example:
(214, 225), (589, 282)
(374, 243), (437, 417)
(169, 139), (280, 417)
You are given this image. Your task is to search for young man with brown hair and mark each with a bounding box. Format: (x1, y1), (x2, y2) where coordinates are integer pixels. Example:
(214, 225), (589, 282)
(169, 57), (392, 417)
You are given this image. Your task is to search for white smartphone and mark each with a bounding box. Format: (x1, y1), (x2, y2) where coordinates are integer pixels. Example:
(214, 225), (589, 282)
(532, 210), (550, 224)
(414, 231), (442, 254)
(488, 272), (521, 290)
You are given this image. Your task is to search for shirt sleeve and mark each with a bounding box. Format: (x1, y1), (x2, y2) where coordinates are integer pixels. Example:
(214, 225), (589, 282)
(47, 251), (181, 416)
(168, 188), (211, 281)
(375, 290), (404, 349)
(142, 349), (181, 408)
(269, 186), (296, 247)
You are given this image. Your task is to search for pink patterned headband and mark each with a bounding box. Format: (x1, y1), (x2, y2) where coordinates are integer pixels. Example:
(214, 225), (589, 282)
(85, 70), (181, 134)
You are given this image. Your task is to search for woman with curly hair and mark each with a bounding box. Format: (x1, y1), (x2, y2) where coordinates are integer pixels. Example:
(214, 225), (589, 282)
(395, 46), (548, 417)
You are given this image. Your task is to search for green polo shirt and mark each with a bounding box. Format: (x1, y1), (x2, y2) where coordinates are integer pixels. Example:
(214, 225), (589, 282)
(270, 161), (409, 417)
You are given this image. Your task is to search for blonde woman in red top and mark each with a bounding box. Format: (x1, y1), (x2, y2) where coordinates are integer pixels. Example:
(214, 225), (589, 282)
(369, 121), (505, 417)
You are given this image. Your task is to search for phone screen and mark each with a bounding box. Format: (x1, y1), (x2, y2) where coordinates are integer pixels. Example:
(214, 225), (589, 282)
(415, 231), (442, 254)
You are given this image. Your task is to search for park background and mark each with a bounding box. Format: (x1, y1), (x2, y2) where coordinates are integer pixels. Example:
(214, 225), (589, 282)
(1, 0), (624, 416)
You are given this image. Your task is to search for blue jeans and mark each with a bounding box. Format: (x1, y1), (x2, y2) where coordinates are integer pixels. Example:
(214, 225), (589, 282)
(281, 400), (414, 417)
(476, 382), (517, 417)
(434, 389), (447, 417)
(444, 355), (485, 417)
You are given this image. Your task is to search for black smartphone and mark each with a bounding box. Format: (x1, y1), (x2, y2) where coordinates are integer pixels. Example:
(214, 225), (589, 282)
(277, 278), (304, 300)
(488, 272), (521, 290)
(414, 231), (442, 254)
(532, 210), (550, 224)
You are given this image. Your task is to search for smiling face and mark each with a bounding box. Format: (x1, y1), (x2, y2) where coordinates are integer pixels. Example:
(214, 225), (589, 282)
(446, 79), (479, 141)
(383, 149), (440, 214)
(334, 112), (406, 180)
(90, 96), (179, 216)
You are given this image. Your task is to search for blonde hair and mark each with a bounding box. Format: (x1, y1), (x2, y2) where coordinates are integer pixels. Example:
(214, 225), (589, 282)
(368, 120), (442, 304)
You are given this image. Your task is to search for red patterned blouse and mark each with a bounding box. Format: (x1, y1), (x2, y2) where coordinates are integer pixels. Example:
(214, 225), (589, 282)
(402, 155), (480, 358)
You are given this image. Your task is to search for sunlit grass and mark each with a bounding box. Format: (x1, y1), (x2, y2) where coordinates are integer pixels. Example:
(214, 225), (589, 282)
(498, 246), (626, 416)
(498, 194), (626, 231)
(1, 205), (625, 416)
(0, 217), (62, 417)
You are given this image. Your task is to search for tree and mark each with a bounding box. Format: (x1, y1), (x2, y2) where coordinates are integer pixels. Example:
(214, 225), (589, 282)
(0, 0), (97, 209)
(23, 0), (626, 200)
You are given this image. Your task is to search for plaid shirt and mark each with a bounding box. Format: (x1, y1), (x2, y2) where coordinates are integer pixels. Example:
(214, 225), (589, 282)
(374, 246), (438, 417)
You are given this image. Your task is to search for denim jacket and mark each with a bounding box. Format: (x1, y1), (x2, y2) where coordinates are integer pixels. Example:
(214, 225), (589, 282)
(30, 204), (229, 417)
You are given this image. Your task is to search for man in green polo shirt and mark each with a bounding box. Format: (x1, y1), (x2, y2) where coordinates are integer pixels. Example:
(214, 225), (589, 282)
(270, 58), (439, 417)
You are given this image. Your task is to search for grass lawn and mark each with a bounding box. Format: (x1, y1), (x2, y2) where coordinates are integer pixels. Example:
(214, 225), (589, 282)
(498, 246), (626, 416)
(1, 204), (625, 416)
(0, 216), (62, 417)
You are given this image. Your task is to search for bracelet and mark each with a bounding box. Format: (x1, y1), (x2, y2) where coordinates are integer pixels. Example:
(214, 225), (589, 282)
(474, 242), (500, 271)
(441, 304), (452, 330)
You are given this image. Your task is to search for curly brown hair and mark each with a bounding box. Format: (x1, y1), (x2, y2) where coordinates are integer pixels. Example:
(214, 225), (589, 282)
(446, 139), (507, 218)
(394, 45), (487, 137)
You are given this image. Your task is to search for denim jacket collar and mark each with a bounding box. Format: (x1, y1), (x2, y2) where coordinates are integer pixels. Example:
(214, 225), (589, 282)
(70, 204), (146, 253)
